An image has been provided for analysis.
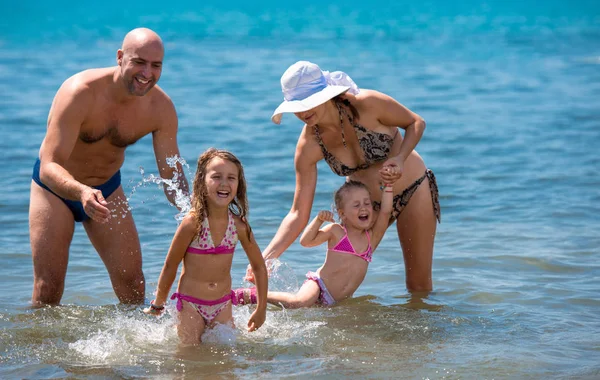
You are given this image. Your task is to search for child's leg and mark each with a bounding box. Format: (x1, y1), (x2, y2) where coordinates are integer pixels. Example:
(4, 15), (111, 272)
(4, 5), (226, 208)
(177, 301), (206, 345)
(209, 302), (234, 329)
(268, 280), (321, 309)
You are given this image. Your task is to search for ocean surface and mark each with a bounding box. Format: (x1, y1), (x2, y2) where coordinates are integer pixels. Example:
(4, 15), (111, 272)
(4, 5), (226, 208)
(1, 1), (599, 378)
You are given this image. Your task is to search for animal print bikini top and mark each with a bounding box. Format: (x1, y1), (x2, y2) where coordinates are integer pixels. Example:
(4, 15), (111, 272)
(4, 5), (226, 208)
(314, 102), (398, 177)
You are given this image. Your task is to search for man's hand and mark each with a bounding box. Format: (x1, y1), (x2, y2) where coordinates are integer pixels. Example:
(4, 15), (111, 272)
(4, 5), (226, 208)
(81, 187), (111, 223)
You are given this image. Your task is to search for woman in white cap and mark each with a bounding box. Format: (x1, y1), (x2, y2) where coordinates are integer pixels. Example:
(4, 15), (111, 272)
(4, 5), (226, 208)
(250, 61), (440, 293)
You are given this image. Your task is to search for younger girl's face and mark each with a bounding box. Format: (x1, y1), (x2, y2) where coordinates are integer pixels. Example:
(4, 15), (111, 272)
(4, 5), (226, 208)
(204, 157), (239, 208)
(339, 187), (373, 230)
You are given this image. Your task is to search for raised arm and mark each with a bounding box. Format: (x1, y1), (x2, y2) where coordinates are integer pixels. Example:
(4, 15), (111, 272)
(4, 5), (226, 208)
(38, 75), (111, 223)
(262, 127), (321, 260)
(236, 218), (268, 331)
(369, 182), (395, 250)
(151, 94), (190, 208)
(146, 214), (196, 313)
(299, 210), (335, 248)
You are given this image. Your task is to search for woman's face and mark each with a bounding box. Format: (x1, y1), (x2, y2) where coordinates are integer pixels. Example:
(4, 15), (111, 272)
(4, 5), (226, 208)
(294, 102), (327, 126)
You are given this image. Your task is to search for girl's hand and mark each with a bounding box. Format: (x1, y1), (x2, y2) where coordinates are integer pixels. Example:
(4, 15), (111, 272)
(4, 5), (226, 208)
(317, 210), (335, 223)
(143, 301), (165, 316)
(247, 308), (266, 332)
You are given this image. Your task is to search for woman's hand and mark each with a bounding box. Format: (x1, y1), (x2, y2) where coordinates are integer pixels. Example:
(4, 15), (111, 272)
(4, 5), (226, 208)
(379, 156), (404, 185)
(244, 264), (256, 283)
(245, 259), (277, 283)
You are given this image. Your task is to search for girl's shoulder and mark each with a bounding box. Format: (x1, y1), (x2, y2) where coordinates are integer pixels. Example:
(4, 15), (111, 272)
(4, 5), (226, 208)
(327, 223), (346, 241)
(232, 213), (250, 233)
(179, 213), (199, 230)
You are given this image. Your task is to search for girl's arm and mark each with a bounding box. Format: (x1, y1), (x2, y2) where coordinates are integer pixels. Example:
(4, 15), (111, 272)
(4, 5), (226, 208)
(299, 210), (335, 248)
(369, 183), (395, 250)
(145, 214), (196, 313)
(237, 218), (268, 331)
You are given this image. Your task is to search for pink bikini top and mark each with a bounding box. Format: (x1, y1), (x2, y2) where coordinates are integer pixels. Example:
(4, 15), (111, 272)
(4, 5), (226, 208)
(187, 212), (238, 255)
(330, 226), (373, 263)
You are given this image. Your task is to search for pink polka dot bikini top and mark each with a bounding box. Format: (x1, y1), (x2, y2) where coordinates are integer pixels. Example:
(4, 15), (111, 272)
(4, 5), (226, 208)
(330, 226), (373, 263)
(187, 212), (238, 255)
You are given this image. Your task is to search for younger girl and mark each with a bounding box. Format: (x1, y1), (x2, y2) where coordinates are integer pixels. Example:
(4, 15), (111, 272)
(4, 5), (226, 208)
(144, 148), (268, 344)
(240, 177), (395, 308)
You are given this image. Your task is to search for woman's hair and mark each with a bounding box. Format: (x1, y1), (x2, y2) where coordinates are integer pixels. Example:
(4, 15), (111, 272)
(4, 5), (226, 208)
(333, 180), (370, 212)
(191, 148), (251, 240)
(333, 96), (360, 120)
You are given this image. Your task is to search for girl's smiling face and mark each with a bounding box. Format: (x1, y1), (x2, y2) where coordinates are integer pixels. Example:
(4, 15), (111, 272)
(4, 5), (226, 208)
(204, 157), (239, 208)
(338, 187), (373, 230)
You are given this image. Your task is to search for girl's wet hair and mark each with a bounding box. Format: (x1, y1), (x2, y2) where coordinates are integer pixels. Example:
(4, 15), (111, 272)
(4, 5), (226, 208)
(191, 147), (251, 240)
(333, 180), (370, 211)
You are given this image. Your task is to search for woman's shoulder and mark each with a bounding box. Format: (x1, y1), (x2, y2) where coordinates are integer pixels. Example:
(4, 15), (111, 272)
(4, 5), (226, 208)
(353, 89), (394, 107)
(295, 126), (323, 163)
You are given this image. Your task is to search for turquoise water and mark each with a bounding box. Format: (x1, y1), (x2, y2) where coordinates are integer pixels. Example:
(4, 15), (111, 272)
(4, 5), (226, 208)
(1, 1), (599, 378)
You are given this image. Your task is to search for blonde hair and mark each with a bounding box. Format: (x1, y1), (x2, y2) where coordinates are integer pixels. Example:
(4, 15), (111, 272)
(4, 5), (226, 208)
(333, 180), (370, 222)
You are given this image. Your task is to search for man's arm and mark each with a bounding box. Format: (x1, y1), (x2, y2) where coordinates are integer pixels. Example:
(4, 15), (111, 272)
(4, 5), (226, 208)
(151, 95), (190, 209)
(38, 75), (111, 223)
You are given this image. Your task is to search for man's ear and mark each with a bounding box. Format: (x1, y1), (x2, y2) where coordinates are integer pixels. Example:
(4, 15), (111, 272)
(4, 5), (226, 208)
(116, 49), (124, 66)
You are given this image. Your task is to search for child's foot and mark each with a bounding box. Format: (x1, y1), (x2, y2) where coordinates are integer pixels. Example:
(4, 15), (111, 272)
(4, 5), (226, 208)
(233, 288), (257, 305)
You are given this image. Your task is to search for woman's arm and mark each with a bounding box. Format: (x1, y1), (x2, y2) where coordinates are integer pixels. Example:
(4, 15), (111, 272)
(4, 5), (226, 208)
(237, 219), (268, 331)
(360, 90), (426, 183)
(299, 210), (335, 247)
(147, 214), (196, 311)
(262, 128), (321, 260)
(372, 90), (426, 163)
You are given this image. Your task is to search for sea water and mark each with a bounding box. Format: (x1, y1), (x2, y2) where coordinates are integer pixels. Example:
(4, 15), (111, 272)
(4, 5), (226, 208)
(0, 1), (599, 378)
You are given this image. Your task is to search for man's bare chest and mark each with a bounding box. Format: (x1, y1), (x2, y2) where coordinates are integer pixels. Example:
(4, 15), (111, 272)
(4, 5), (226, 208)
(79, 108), (155, 148)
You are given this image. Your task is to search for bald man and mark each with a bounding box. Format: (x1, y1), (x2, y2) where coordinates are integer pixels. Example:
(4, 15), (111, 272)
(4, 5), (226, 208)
(29, 28), (189, 306)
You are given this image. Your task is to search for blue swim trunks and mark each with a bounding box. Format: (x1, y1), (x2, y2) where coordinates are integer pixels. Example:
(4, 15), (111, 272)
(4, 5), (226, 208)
(32, 159), (121, 222)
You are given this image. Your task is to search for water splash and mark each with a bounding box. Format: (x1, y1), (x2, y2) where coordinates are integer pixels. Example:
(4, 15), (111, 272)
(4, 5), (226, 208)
(266, 259), (299, 293)
(122, 155), (192, 222)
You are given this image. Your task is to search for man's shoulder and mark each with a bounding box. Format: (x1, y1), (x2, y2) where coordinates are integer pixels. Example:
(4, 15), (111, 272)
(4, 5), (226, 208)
(58, 67), (113, 99)
(67, 67), (112, 87)
(148, 85), (174, 108)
